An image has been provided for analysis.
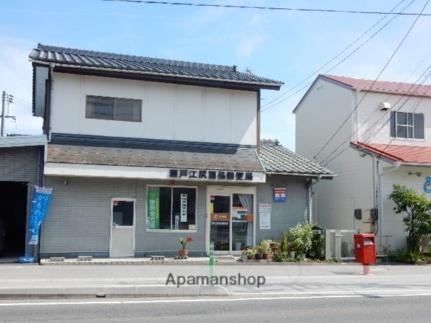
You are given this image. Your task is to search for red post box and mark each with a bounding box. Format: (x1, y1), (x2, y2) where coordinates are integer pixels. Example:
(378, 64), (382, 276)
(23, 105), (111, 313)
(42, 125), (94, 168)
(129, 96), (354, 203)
(354, 233), (376, 265)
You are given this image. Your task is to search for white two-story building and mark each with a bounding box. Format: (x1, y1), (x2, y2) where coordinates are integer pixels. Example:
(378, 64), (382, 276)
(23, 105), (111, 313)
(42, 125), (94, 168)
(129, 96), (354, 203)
(28, 44), (333, 258)
(295, 74), (431, 253)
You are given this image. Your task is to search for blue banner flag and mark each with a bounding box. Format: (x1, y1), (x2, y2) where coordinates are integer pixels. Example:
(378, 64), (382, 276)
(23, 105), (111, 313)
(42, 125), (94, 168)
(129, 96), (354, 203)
(28, 186), (53, 245)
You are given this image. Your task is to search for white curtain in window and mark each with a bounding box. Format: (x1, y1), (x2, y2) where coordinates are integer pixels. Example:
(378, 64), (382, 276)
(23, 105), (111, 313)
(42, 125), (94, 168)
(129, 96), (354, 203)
(238, 194), (253, 213)
(238, 194), (254, 246)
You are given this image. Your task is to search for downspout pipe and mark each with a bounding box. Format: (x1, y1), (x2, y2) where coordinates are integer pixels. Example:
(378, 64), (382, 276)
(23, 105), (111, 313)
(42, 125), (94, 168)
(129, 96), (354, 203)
(308, 175), (322, 224)
(356, 149), (378, 209)
(37, 63), (54, 262)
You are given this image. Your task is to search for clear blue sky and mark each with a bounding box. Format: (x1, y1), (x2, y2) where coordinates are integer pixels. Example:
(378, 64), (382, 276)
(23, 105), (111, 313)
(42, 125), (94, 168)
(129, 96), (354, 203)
(1, 0), (430, 150)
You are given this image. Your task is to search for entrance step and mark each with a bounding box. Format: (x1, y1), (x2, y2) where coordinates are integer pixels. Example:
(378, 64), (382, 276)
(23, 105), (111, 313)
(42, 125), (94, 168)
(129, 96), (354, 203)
(215, 255), (239, 263)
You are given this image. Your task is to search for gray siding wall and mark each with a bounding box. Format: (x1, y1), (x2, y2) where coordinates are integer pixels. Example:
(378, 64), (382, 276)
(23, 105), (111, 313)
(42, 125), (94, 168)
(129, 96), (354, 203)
(41, 175), (309, 257)
(42, 177), (122, 256)
(0, 147), (41, 184)
(256, 175), (308, 241)
(41, 177), (207, 256)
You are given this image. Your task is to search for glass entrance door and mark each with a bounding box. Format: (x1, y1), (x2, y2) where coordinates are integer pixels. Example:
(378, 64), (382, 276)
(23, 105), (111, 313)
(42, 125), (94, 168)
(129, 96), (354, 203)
(209, 195), (230, 252)
(209, 191), (255, 254)
(231, 194), (254, 252)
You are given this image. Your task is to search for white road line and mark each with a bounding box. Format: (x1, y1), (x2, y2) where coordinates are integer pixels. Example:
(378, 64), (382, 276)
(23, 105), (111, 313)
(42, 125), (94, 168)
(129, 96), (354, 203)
(1, 292), (431, 307)
(230, 289), (431, 296)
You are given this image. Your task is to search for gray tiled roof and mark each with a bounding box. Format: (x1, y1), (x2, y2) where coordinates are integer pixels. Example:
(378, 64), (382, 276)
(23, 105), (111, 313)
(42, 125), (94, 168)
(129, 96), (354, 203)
(259, 143), (334, 177)
(30, 44), (283, 89)
(47, 144), (264, 172)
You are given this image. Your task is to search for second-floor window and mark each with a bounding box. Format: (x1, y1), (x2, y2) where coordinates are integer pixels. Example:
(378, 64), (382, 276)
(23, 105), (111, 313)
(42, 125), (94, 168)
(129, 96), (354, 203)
(390, 111), (424, 139)
(86, 95), (142, 122)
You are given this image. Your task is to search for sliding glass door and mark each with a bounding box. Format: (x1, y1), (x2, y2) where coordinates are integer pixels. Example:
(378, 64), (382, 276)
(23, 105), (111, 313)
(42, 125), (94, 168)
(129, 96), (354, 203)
(210, 195), (230, 251)
(208, 187), (255, 254)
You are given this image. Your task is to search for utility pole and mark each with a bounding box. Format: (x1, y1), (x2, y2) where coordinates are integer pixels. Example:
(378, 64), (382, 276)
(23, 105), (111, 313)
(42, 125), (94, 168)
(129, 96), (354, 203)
(1, 91), (5, 136)
(1, 91), (14, 136)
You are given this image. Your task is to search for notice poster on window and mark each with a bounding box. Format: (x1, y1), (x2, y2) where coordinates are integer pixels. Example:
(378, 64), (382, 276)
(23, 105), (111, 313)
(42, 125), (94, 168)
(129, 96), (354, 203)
(259, 203), (271, 230)
(180, 193), (188, 222)
(148, 188), (160, 229)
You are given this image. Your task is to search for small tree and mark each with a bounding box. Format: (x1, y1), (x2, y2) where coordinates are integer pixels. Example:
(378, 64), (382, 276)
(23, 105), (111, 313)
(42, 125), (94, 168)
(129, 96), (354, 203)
(389, 184), (431, 252)
(286, 223), (314, 259)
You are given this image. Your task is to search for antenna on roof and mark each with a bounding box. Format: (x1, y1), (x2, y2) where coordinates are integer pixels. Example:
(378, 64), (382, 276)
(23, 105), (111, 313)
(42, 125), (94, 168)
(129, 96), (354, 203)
(232, 65), (237, 72)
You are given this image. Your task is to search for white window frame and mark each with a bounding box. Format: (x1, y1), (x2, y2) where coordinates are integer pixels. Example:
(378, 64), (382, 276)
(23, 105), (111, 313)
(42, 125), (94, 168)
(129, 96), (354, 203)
(146, 184), (198, 233)
(392, 111), (425, 140)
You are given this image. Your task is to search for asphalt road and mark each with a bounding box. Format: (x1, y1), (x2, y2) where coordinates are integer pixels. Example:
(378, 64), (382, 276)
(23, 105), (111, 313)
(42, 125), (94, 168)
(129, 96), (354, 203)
(0, 295), (430, 323)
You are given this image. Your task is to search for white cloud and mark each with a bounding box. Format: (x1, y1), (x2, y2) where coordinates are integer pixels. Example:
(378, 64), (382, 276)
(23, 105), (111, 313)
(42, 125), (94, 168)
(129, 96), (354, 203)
(0, 38), (42, 136)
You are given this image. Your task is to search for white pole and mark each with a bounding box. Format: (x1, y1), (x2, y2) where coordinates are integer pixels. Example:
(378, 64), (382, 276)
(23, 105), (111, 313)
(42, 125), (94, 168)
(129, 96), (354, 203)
(1, 91), (5, 136)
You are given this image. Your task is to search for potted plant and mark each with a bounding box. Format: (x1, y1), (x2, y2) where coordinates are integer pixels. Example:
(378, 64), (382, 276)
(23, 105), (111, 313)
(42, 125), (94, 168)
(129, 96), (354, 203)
(255, 245), (264, 260)
(178, 236), (192, 258)
(259, 240), (273, 261)
(264, 251), (273, 262)
(242, 248), (256, 260)
(270, 241), (280, 254)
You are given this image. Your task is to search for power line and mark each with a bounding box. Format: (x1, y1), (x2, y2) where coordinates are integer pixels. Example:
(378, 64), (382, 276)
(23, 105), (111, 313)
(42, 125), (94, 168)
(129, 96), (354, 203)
(363, 71), (431, 149)
(261, 0), (413, 113)
(322, 67), (431, 166)
(322, 64), (431, 166)
(356, 43), (431, 144)
(312, 0), (430, 162)
(102, 0), (431, 16)
(323, 81), (430, 167)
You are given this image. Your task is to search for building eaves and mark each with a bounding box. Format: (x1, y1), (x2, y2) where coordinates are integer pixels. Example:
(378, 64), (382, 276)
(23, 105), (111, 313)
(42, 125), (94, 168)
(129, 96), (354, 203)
(292, 74), (355, 114)
(351, 141), (431, 166)
(258, 142), (334, 177)
(0, 135), (47, 148)
(47, 144), (265, 173)
(324, 74), (431, 98)
(29, 44), (283, 90)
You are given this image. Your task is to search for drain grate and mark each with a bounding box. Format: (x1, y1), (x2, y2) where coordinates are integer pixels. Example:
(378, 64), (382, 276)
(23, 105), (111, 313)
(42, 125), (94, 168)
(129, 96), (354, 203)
(151, 255), (165, 261)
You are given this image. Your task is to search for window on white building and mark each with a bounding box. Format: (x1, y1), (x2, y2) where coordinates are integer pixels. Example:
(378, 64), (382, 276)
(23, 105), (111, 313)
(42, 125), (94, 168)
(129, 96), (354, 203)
(86, 95), (142, 122)
(147, 186), (197, 231)
(390, 111), (424, 139)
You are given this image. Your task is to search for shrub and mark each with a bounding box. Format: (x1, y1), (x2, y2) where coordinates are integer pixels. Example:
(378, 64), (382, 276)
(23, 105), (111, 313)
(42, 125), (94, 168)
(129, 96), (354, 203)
(307, 229), (325, 260)
(389, 248), (423, 264)
(279, 231), (289, 253)
(286, 223), (313, 258)
(274, 250), (290, 262)
(389, 185), (431, 253)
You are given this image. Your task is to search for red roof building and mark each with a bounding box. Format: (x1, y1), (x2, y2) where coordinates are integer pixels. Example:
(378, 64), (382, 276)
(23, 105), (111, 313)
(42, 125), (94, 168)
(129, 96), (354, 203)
(352, 142), (431, 165)
(323, 75), (431, 98)
(295, 73), (431, 254)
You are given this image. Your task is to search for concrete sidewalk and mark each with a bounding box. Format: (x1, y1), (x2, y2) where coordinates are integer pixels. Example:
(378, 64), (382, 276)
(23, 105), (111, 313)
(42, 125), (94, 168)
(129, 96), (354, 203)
(1, 263), (431, 299)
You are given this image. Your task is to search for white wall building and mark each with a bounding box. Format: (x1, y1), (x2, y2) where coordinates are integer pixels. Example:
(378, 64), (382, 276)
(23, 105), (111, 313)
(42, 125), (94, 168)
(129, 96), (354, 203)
(27, 44), (333, 259)
(295, 74), (431, 253)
